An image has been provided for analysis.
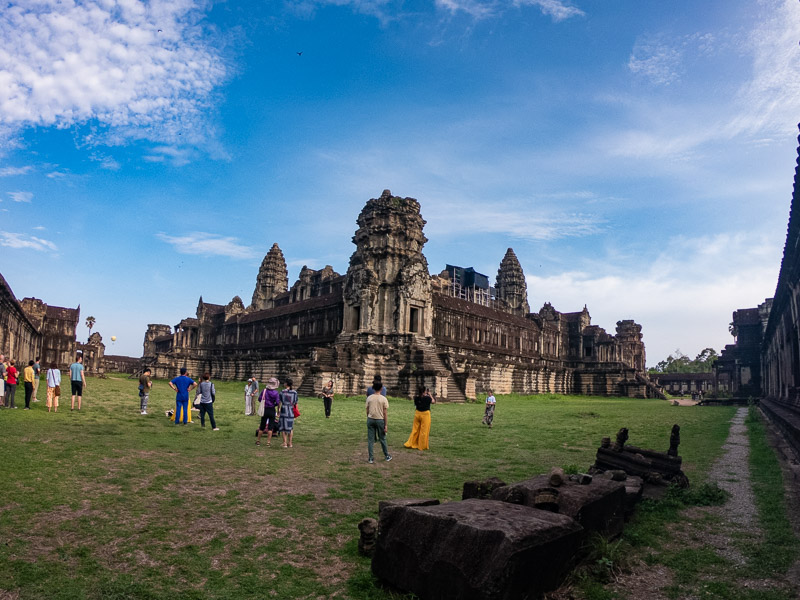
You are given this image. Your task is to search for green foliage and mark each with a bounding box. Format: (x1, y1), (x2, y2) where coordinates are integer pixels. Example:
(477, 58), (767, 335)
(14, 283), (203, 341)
(650, 347), (719, 374)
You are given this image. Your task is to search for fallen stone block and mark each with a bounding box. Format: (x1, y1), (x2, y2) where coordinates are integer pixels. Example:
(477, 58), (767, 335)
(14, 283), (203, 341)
(623, 476), (643, 516)
(462, 477), (507, 500)
(372, 499), (583, 600)
(492, 475), (626, 539)
(358, 518), (378, 556)
(378, 497), (440, 516)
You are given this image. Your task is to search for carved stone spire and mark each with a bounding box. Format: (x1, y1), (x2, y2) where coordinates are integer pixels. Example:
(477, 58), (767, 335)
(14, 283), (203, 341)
(251, 243), (289, 310)
(495, 248), (530, 316)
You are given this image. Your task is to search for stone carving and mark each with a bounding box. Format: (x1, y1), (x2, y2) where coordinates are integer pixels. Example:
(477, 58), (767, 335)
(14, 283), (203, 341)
(251, 243), (289, 311)
(372, 499), (583, 600)
(462, 477), (507, 500)
(357, 518), (378, 557)
(668, 424), (680, 457)
(496, 248), (530, 316)
(612, 427), (629, 451)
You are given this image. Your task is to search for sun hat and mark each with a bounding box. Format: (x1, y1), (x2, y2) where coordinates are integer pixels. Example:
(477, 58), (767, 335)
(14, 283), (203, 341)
(266, 377), (279, 390)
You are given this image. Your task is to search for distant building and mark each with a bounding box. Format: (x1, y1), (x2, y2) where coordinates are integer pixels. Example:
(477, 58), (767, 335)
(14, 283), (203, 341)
(143, 190), (659, 400)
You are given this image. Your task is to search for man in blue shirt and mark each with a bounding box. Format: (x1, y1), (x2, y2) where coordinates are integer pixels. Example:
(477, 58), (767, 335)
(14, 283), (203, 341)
(69, 355), (87, 411)
(169, 367), (197, 425)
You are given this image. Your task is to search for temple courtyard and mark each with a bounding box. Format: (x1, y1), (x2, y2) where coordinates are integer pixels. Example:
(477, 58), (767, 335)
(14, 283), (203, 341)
(0, 375), (797, 599)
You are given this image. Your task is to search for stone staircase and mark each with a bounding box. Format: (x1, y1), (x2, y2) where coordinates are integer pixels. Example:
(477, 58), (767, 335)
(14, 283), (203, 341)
(445, 375), (467, 403)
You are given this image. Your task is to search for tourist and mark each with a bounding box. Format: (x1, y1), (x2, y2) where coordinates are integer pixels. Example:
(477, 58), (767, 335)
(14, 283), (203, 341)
(168, 367), (196, 425)
(245, 376), (259, 416)
(197, 373), (218, 430)
(5, 359), (18, 409)
(321, 379), (334, 418)
(139, 367), (152, 414)
(46, 362), (60, 413)
(366, 374), (387, 396)
(482, 390), (496, 428)
(256, 377), (280, 446)
(277, 378), (298, 448)
(366, 389), (392, 463)
(32, 356), (41, 402)
(23, 360), (35, 409)
(404, 385), (436, 451)
(0, 354), (6, 407)
(69, 354), (86, 411)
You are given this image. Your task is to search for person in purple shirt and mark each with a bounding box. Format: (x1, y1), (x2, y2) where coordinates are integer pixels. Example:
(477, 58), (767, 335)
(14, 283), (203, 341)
(169, 367), (197, 425)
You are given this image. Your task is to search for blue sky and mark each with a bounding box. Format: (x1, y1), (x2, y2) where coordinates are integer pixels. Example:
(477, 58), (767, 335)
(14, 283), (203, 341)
(1, 0), (799, 366)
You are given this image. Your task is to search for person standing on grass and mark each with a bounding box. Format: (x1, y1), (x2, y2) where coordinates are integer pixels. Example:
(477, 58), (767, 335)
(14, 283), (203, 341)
(169, 367), (196, 425)
(23, 360), (35, 410)
(0, 354), (6, 407)
(69, 354), (86, 411)
(5, 359), (18, 409)
(321, 379), (334, 418)
(245, 376), (259, 416)
(366, 390), (392, 464)
(32, 357), (41, 402)
(139, 368), (152, 415)
(404, 385), (436, 451)
(482, 390), (496, 429)
(366, 374), (387, 396)
(277, 378), (298, 448)
(256, 377), (280, 446)
(197, 373), (218, 430)
(46, 362), (61, 413)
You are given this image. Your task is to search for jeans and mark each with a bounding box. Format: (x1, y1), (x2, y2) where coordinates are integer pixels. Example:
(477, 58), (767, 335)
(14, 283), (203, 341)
(323, 396), (332, 417)
(6, 383), (16, 408)
(24, 382), (33, 408)
(175, 399), (189, 424)
(199, 403), (216, 428)
(367, 418), (389, 460)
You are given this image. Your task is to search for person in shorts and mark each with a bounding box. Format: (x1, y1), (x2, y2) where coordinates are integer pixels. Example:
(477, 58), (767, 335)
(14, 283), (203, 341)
(69, 354), (87, 411)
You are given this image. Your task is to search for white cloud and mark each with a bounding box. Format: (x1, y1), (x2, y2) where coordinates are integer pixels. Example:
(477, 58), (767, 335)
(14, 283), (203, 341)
(0, 231), (58, 251)
(0, 0), (228, 151)
(0, 165), (33, 176)
(526, 231), (783, 366)
(8, 191), (33, 203)
(434, 0), (583, 21)
(627, 38), (682, 86)
(156, 232), (258, 259)
(514, 0), (584, 22)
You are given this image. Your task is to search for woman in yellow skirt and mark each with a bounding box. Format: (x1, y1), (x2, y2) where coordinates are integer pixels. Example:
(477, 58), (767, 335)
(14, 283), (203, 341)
(404, 386), (436, 450)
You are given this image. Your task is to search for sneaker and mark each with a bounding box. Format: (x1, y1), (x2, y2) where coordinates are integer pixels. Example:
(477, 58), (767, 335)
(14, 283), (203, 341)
(213, 428), (219, 431)
(368, 458), (374, 464)
(142, 411), (147, 415)
(385, 455), (393, 462)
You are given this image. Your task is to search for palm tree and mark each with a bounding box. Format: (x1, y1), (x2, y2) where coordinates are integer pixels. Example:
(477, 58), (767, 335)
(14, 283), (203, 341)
(85, 316), (96, 340)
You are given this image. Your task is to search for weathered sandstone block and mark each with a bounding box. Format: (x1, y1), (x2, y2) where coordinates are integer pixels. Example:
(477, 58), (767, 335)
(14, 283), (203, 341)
(372, 499), (583, 600)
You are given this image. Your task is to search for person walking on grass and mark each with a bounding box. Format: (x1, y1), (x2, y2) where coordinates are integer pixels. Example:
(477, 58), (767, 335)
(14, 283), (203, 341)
(277, 378), (298, 448)
(69, 354), (86, 411)
(404, 385), (436, 451)
(482, 390), (496, 429)
(23, 360), (35, 410)
(366, 390), (392, 464)
(46, 362), (61, 413)
(169, 367), (196, 426)
(139, 368), (153, 414)
(256, 377), (280, 446)
(197, 373), (219, 430)
(0, 354), (6, 407)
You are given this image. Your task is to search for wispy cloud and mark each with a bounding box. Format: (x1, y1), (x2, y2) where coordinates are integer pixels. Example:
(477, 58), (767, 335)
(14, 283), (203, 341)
(0, 0), (228, 152)
(8, 191), (33, 203)
(514, 0), (584, 22)
(627, 36), (682, 86)
(0, 231), (57, 251)
(435, 0), (583, 21)
(156, 232), (258, 259)
(0, 166), (33, 177)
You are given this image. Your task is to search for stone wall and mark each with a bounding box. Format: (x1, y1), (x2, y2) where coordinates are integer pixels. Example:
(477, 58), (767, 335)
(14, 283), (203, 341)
(20, 298), (80, 370)
(0, 274), (41, 363)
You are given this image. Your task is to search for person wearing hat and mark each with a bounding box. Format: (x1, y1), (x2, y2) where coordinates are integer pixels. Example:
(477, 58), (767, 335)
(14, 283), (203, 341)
(244, 376), (259, 416)
(256, 377), (281, 446)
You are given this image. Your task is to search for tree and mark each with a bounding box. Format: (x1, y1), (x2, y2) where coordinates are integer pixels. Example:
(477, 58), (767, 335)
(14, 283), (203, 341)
(649, 347), (719, 374)
(85, 316), (96, 340)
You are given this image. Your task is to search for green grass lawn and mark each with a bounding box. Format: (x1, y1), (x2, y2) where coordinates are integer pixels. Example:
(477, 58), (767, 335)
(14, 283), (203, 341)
(0, 374), (738, 599)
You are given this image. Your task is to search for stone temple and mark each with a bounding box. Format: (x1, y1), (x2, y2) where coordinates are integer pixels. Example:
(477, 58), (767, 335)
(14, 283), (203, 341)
(143, 191), (656, 400)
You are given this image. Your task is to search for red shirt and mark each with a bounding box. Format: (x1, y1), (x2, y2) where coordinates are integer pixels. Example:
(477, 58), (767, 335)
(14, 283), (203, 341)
(6, 366), (18, 385)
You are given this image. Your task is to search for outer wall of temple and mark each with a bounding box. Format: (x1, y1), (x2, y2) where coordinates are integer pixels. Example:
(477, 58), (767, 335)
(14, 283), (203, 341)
(0, 274), (41, 363)
(143, 190), (658, 400)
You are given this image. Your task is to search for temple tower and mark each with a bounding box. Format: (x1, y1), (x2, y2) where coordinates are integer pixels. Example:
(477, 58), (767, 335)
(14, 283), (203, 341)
(495, 248), (530, 316)
(250, 243), (289, 310)
(342, 190), (433, 336)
